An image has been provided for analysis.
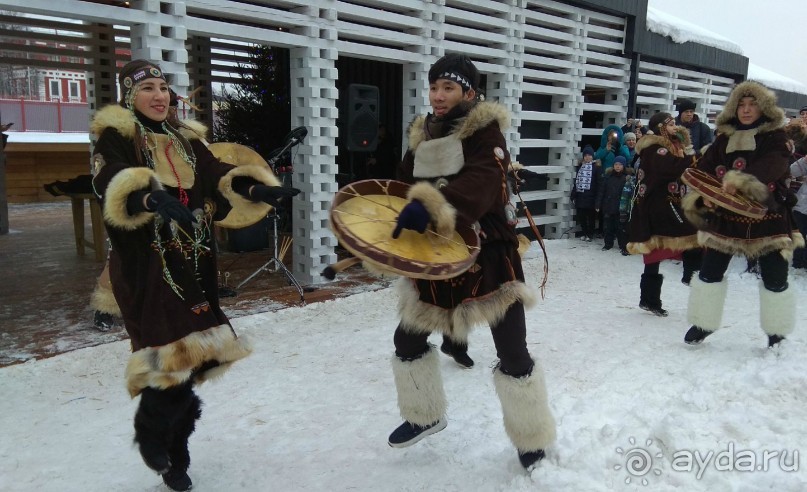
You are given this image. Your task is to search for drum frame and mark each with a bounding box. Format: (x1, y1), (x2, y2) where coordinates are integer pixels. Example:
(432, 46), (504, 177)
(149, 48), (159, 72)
(329, 179), (481, 280)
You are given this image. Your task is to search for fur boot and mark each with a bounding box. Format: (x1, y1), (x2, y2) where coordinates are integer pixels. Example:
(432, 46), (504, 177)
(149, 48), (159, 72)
(493, 362), (556, 469)
(760, 282), (795, 347)
(391, 346), (447, 427)
(685, 276), (728, 344)
(161, 392), (202, 491)
(89, 281), (122, 317)
(639, 273), (667, 316)
(133, 383), (193, 474)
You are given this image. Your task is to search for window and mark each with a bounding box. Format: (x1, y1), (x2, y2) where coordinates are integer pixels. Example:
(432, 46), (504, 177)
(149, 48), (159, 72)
(69, 80), (80, 100)
(50, 80), (61, 100)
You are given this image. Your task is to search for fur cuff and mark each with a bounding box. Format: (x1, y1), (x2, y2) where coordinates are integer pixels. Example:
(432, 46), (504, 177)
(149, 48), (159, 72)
(103, 167), (161, 230)
(391, 348), (447, 426)
(687, 277), (728, 332)
(125, 324), (252, 397)
(682, 191), (713, 231)
(493, 364), (556, 452)
(407, 181), (457, 239)
(89, 282), (121, 316)
(396, 278), (537, 340)
(216, 164), (281, 229)
(723, 170), (769, 203)
(759, 283), (796, 337)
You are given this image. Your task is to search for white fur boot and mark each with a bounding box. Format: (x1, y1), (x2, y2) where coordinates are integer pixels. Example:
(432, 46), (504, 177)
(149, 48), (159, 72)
(685, 276), (728, 344)
(391, 347), (446, 427)
(493, 362), (556, 468)
(760, 282), (795, 346)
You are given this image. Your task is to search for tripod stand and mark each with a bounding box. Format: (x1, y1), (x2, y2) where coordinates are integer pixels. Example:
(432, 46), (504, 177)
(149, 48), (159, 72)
(236, 206), (304, 303)
(234, 126), (308, 304)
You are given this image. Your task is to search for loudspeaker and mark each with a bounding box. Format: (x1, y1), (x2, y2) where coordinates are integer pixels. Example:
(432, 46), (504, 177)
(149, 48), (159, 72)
(345, 84), (379, 152)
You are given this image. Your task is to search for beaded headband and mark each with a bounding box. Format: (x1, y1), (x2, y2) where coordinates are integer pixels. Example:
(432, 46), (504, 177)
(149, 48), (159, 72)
(122, 66), (165, 90)
(435, 71), (472, 91)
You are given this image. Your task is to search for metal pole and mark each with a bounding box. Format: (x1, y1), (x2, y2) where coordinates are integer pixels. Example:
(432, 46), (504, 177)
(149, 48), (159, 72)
(0, 106), (8, 235)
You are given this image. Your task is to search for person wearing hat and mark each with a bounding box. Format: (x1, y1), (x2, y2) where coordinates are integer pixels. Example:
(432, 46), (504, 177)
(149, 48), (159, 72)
(91, 59), (300, 490)
(623, 132), (638, 166)
(675, 99), (713, 153)
(626, 111), (702, 316)
(682, 81), (803, 348)
(572, 144), (600, 241)
(386, 53), (555, 470)
(596, 155), (634, 251)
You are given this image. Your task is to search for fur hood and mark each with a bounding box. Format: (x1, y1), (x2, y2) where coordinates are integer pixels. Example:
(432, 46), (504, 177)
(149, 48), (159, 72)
(635, 125), (693, 155)
(716, 81), (785, 137)
(90, 104), (208, 141)
(407, 101), (510, 150)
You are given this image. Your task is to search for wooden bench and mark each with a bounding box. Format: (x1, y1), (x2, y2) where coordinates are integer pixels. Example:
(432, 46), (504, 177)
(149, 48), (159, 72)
(66, 192), (106, 261)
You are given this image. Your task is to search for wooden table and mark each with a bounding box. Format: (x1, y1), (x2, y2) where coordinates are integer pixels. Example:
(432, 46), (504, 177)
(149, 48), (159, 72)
(66, 193), (106, 261)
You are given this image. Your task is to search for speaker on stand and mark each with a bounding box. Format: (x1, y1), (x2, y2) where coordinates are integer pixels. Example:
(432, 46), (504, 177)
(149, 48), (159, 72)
(345, 84), (379, 181)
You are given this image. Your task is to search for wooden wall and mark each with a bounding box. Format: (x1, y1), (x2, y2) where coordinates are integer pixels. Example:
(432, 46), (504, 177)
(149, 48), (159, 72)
(4, 142), (90, 203)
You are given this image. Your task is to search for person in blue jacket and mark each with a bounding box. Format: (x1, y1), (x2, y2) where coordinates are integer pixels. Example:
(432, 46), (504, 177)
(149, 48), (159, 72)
(594, 124), (632, 174)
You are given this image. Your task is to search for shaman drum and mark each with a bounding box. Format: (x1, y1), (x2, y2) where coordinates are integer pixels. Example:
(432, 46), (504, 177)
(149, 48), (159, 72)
(681, 168), (768, 220)
(329, 179), (481, 280)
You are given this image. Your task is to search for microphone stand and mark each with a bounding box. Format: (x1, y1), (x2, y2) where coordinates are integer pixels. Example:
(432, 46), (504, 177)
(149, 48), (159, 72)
(235, 135), (305, 304)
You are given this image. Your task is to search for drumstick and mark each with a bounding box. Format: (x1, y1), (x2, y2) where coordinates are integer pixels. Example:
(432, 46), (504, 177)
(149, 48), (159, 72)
(321, 256), (362, 280)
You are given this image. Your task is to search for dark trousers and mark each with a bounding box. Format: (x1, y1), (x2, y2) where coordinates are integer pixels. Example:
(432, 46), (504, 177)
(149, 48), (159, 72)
(699, 248), (789, 291)
(394, 302), (533, 377)
(602, 213), (623, 248)
(792, 211), (807, 268)
(577, 208), (596, 238)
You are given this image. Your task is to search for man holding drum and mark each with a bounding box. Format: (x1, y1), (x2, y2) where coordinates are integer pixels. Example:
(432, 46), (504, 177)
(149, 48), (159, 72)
(385, 53), (556, 470)
(682, 81), (803, 348)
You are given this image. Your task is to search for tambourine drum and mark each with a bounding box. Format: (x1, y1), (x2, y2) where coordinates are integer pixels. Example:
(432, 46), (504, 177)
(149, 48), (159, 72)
(329, 179), (481, 280)
(681, 168), (768, 220)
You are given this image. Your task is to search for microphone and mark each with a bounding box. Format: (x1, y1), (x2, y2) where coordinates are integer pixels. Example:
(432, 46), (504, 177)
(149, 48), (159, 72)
(287, 126), (308, 145)
(267, 127), (309, 165)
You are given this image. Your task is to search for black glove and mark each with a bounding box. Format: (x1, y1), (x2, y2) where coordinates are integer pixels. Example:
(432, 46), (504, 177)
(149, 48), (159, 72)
(249, 185), (301, 206)
(145, 190), (196, 224)
(514, 168), (539, 180)
(392, 200), (430, 239)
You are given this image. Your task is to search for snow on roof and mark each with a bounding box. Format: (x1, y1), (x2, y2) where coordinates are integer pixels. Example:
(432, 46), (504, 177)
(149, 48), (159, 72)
(646, 7), (744, 55)
(747, 63), (807, 96)
(646, 7), (807, 96)
(6, 132), (90, 144)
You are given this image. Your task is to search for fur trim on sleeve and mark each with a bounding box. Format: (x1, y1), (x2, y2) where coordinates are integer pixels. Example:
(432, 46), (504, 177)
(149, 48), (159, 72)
(682, 191), (713, 231)
(723, 170), (770, 203)
(103, 167), (162, 230)
(407, 181), (457, 239)
(216, 164), (281, 229)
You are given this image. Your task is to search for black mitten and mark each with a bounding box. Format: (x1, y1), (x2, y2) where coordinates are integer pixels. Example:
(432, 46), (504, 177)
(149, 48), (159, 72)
(392, 200), (430, 239)
(146, 190), (196, 224)
(249, 185), (301, 206)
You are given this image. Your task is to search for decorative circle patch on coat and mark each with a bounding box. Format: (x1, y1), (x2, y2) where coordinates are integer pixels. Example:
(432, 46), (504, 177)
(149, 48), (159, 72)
(656, 148), (668, 155)
(494, 147), (505, 159)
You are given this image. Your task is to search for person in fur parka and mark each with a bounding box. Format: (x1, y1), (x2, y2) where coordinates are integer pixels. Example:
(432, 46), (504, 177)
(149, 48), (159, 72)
(681, 80), (803, 348)
(627, 112), (702, 316)
(91, 60), (299, 491)
(386, 53), (555, 470)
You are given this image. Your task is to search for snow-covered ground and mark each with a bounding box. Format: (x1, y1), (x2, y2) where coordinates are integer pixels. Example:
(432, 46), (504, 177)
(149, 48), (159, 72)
(1, 238), (806, 491)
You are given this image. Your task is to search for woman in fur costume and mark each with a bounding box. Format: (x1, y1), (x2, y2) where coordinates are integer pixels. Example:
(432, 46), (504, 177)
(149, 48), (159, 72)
(681, 81), (803, 348)
(91, 60), (298, 490)
(385, 53), (555, 470)
(627, 112), (701, 316)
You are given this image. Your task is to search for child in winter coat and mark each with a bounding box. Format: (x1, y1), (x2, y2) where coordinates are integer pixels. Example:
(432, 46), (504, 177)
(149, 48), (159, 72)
(571, 145), (600, 241)
(596, 156), (634, 251)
